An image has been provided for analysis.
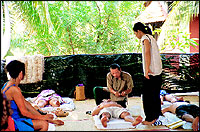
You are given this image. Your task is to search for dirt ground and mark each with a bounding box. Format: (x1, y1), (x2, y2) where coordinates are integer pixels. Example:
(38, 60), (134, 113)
(55, 95), (199, 131)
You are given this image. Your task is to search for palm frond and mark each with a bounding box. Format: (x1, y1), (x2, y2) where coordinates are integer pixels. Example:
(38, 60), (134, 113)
(158, 1), (199, 52)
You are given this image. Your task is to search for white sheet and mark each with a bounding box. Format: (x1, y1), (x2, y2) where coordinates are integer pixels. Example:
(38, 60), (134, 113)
(93, 115), (136, 130)
(48, 123), (55, 131)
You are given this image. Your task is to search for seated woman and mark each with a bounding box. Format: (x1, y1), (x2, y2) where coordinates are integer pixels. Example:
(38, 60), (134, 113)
(33, 89), (65, 108)
(1, 60), (64, 131)
(160, 90), (184, 104)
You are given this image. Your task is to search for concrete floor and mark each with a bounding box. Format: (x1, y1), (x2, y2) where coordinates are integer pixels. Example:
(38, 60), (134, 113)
(55, 95), (199, 131)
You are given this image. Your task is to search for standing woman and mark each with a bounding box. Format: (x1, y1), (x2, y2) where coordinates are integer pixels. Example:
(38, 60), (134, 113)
(1, 60), (64, 131)
(133, 22), (163, 125)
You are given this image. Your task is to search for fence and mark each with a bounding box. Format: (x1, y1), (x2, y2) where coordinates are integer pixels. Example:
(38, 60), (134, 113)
(1, 53), (199, 98)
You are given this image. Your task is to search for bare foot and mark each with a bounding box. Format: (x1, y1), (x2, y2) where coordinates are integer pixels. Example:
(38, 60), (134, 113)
(142, 119), (156, 125)
(177, 97), (184, 101)
(101, 116), (109, 127)
(49, 119), (64, 125)
(132, 116), (143, 126)
(192, 117), (199, 131)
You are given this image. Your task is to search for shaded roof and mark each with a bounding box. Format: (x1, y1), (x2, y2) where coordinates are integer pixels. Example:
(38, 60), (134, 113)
(136, 1), (168, 24)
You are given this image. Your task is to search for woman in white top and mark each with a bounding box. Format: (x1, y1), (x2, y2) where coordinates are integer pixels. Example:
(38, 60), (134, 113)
(133, 22), (163, 125)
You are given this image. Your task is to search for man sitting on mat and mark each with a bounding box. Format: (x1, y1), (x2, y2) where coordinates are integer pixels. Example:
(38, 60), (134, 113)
(92, 99), (143, 128)
(162, 102), (199, 131)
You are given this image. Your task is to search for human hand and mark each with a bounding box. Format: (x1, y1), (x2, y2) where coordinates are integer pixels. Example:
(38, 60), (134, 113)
(43, 114), (54, 121)
(145, 69), (153, 79)
(114, 91), (121, 97)
(121, 91), (127, 96)
(49, 119), (64, 126)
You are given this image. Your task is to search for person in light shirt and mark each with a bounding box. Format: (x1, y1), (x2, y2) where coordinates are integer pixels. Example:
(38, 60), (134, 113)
(133, 22), (163, 125)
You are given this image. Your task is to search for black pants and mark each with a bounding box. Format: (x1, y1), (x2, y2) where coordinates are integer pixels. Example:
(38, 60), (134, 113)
(116, 98), (127, 108)
(142, 74), (162, 122)
(176, 104), (199, 119)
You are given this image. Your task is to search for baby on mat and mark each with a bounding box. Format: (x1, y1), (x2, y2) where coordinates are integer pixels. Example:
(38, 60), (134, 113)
(92, 99), (143, 127)
(160, 90), (184, 105)
(32, 89), (69, 117)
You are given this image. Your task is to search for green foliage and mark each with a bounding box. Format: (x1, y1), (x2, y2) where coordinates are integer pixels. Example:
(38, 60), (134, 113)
(159, 1), (199, 53)
(4, 1), (145, 57)
(161, 31), (199, 53)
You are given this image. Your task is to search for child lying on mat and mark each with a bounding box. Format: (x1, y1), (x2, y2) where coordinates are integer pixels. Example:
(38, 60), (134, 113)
(32, 89), (69, 117)
(92, 99), (143, 128)
(160, 90), (184, 104)
(33, 89), (65, 108)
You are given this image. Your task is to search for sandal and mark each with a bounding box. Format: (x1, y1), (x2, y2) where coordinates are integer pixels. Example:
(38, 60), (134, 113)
(152, 120), (163, 126)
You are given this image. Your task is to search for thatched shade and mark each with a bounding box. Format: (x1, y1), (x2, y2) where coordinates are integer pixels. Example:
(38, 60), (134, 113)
(136, 1), (168, 24)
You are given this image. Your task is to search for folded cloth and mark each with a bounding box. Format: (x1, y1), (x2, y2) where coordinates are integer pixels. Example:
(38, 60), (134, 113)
(93, 115), (136, 130)
(163, 112), (192, 129)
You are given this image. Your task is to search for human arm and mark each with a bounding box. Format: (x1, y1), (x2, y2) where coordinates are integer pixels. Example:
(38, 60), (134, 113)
(12, 87), (53, 121)
(121, 89), (132, 97)
(143, 39), (153, 79)
(107, 73), (121, 97)
(121, 74), (133, 97)
(25, 100), (41, 115)
(160, 95), (164, 105)
(92, 105), (104, 116)
(108, 87), (121, 97)
(161, 107), (170, 114)
(24, 99), (53, 119)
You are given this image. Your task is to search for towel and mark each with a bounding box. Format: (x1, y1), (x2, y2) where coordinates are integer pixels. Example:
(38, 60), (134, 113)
(5, 54), (44, 84)
(93, 115), (136, 130)
(163, 112), (192, 129)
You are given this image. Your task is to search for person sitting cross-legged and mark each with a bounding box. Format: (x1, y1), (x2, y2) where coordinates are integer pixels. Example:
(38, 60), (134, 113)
(92, 99), (143, 128)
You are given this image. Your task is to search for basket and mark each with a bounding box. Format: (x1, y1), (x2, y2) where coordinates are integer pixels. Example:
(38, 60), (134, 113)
(75, 86), (86, 101)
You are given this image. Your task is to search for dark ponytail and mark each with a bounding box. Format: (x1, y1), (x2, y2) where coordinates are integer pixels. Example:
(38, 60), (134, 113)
(133, 22), (152, 35)
(5, 60), (25, 79)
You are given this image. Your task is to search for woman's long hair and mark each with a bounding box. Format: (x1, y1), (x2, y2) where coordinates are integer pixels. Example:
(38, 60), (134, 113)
(0, 93), (13, 130)
(133, 22), (152, 35)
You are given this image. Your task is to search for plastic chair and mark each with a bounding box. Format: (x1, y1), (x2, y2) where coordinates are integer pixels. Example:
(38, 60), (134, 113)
(93, 86), (110, 105)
